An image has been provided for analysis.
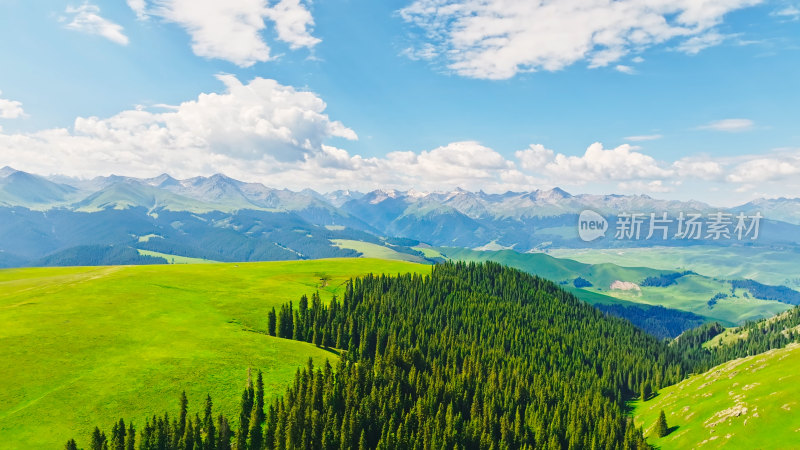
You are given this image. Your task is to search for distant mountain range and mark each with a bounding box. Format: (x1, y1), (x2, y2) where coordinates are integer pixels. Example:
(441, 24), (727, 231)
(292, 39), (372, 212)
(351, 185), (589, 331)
(1, 166), (800, 267)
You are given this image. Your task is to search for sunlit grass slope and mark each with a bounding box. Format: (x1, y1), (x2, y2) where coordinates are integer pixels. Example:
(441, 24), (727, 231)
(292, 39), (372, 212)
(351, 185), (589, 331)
(330, 239), (428, 263)
(439, 247), (790, 324)
(550, 246), (800, 289)
(633, 343), (800, 449)
(0, 259), (429, 449)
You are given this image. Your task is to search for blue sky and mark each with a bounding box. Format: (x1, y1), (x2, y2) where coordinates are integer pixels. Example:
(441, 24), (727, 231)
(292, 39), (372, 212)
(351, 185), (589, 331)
(0, 0), (799, 204)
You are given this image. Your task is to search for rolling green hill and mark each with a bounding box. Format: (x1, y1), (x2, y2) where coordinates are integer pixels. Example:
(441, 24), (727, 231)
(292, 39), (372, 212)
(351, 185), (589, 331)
(330, 239), (428, 263)
(550, 246), (800, 289)
(634, 343), (800, 449)
(438, 247), (792, 325)
(0, 259), (428, 449)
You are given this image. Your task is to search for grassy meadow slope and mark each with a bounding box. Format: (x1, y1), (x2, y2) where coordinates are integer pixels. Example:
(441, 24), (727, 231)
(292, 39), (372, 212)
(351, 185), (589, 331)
(550, 246), (800, 289)
(439, 247), (792, 324)
(330, 239), (428, 263)
(0, 259), (428, 449)
(634, 343), (800, 449)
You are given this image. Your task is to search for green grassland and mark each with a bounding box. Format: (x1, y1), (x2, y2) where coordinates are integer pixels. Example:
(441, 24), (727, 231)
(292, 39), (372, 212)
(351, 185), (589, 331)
(549, 246), (800, 289)
(703, 309), (800, 349)
(439, 247), (665, 285)
(439, 247), (791, 325)
(0, 259), (429, 449)
(331, 239), (428, 263)
(412, 245), (444, 259)
(137, 248), (219, 264)
(600, 276), (790, 325)
(634, 343), (800, 449)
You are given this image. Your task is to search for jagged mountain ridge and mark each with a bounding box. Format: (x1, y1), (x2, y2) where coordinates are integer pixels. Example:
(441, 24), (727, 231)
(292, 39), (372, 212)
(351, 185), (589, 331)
(1, 167), (799, 262)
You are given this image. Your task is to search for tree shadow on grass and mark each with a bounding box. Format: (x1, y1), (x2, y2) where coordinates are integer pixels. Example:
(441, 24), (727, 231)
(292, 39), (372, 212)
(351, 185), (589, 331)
(320, 347), (342, 356)
(650, 426), (680, 449)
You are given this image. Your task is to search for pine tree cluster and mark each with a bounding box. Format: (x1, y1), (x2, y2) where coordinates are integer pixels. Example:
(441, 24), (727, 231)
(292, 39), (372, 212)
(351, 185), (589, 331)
(72, 261), (766, 449)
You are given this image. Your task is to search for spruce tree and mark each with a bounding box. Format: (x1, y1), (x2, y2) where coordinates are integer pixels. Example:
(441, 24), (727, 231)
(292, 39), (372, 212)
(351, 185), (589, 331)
(91, 427), (106, 450)
(292, 311), (301, 340)
(183, 419), (195, 450)
(236, 388), (250, 450)
(203, 394), (216, 450)
(247, 400), (263, 450)
(255, 371), (264, 423)
(217, 415), (232, 450)
(65, 439), (79, 450)
(193, 415), (203, 450)
(268, 308), (277, 336)
(640, 380), (651, 401)
(655, 410), (669, 437)
(179, 391), (189, 437)
(111, 418), (125, 450)
(126, 423), (135, 450)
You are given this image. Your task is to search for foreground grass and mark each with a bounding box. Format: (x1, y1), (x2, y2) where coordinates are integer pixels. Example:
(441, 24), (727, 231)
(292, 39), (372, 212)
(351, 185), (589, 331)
(633, 343), (800, 449)
(0, 259), (428, 449)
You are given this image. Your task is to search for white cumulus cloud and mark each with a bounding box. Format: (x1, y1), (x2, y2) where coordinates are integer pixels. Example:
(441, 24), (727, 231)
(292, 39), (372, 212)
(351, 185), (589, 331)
(399, 0), (761, 79)
(672, 157), (724, 180)
(63, 3), (130, 45)
(615, 65), (636, 75)
(0, 76), (356, 178)
(727, 154), (800, 183)
(126, 0), (148, 20)
(264, 0), (321, 49)
(543, 142), (674, 183)
(0, 91), (26, 119)
(135, 0), (319, 66)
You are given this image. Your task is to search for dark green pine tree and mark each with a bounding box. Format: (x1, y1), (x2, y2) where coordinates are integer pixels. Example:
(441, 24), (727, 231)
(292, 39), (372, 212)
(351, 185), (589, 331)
(640, 380), (651, 401)
(216, 415), (232, 450)
(268, 308), (277, 336)
(183, 419), (195, 450)
(255, 371), (264, 423)
(358, 430), (367, 450)
(656, 410), (669, 437)
(264, 404), (277, 450)
(179, 390), (189, 438)
(247, 400), (262, 450)
(193, 415), (203, 450)
(247, 370), (265, 450)
(126, 423), (135, 450)
(292, 311), (301, 340)
(110, 418), (125, 450)
(203, 394), (216, 450)
(64, 439), (79, 450)
(236, 373), (254, 450)
(90, 427), (107, 450)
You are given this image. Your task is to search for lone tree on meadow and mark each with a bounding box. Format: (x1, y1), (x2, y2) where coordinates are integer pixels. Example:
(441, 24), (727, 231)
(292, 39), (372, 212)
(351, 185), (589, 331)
(656, 409), (669, 437)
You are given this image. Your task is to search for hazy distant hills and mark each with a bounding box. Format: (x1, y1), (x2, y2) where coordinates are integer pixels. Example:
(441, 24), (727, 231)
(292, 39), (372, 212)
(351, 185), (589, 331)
(1, 166), (800, 267)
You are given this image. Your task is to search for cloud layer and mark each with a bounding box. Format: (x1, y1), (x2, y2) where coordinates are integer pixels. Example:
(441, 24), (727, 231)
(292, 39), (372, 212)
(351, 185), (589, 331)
(697, 118), (755, 132)
(0, 91), (26, 120)
(133, 0), (319, 66)
(400, 0), (761, 79)
(62, 3), (130, 45)
(0, 76), (355, 178)
(1, 78), (797, 203)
